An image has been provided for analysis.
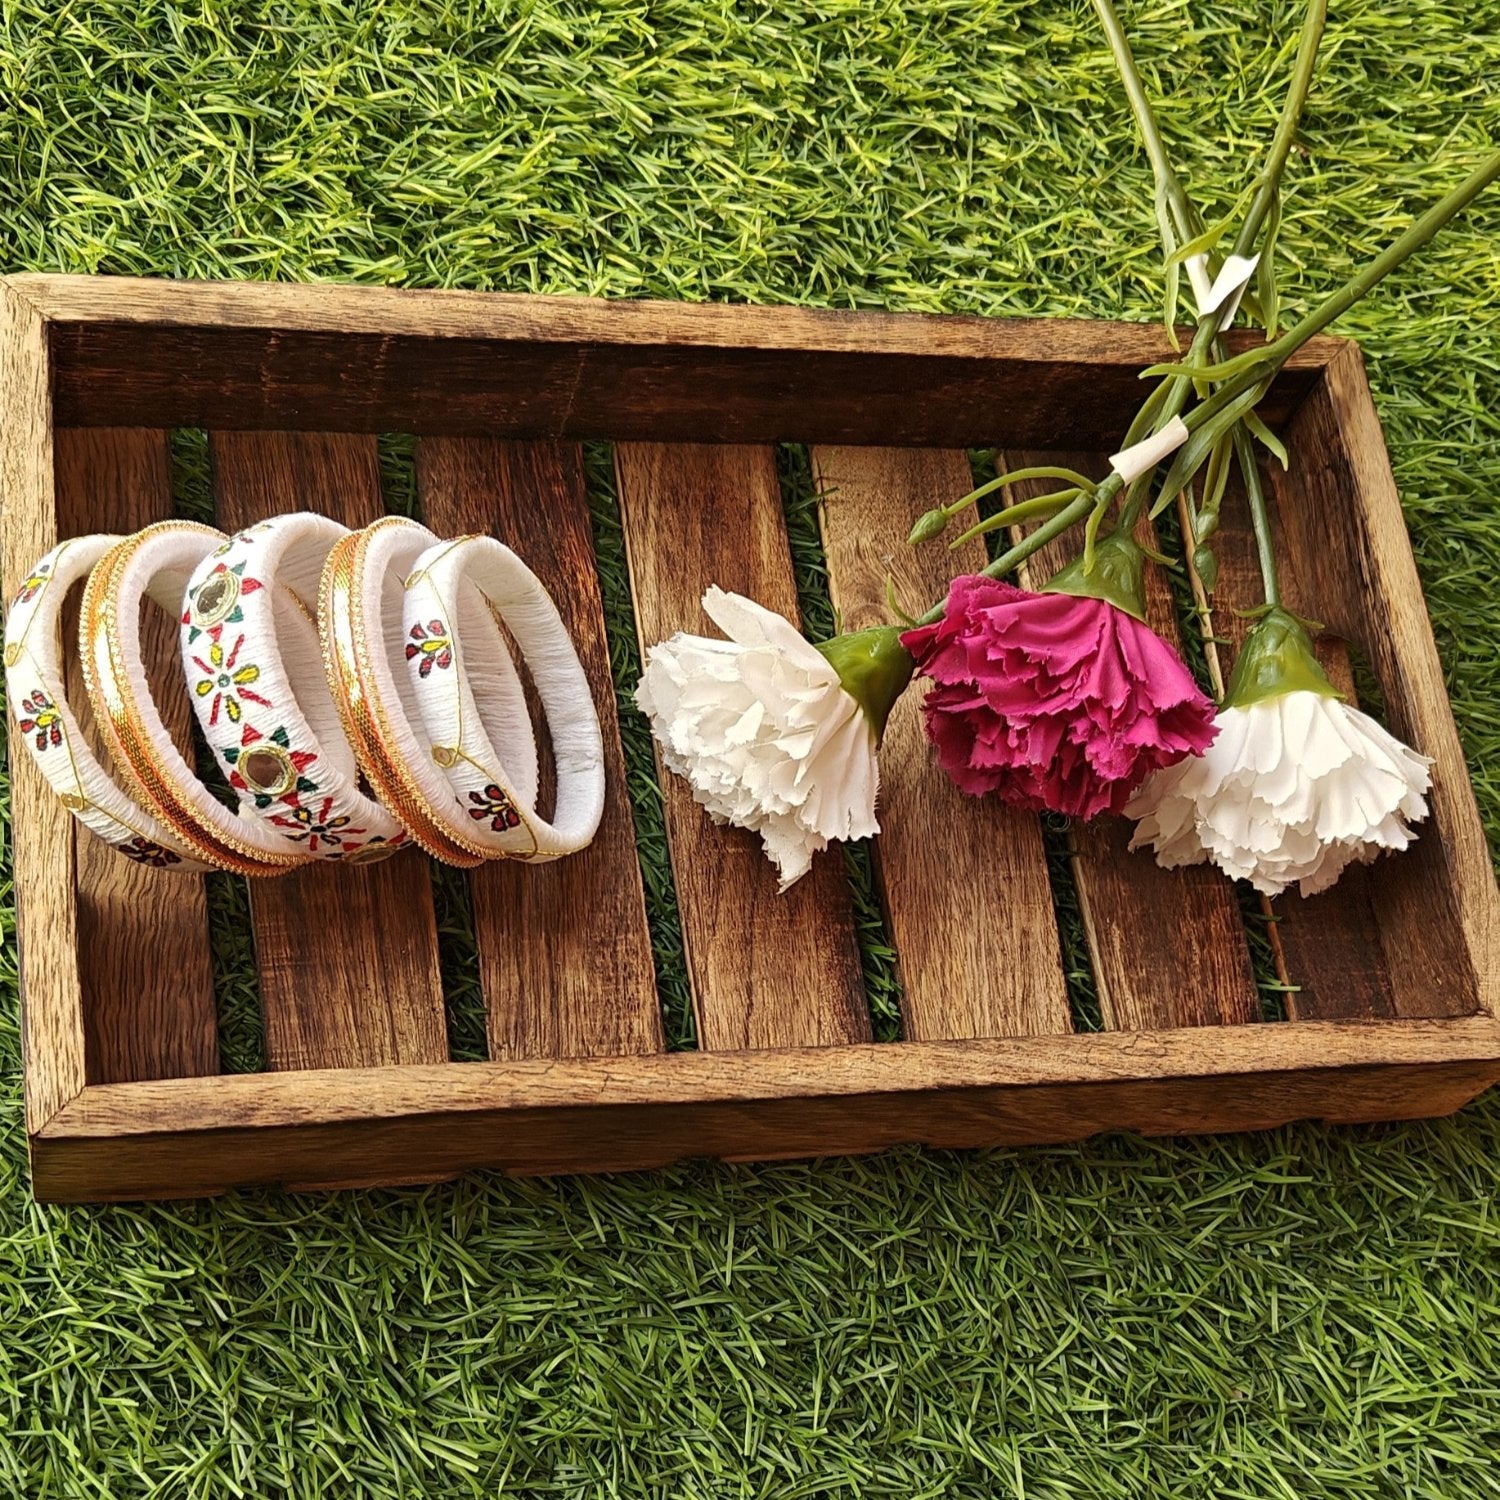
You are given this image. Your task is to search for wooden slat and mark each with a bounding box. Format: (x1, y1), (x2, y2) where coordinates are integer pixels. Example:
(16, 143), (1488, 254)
(23, 273), (1332, 449)
(1008, 450), (1261, 1031)
(615, 442), (869, 1050)
(52, 429), (220, 1082)
(1265, 345), (1487, 1018)
(813, 445), (1071, 1040)
(1196, 470), (1397, 1019)
(31, 1015), (1500, 1200)
(2, 283), (87, 1127)
(415, 437), (663, 1060)
(209, 431), (449, 1070)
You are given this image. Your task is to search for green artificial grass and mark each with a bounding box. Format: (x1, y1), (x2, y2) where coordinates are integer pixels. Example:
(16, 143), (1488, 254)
(2, 1), (1500, 1494)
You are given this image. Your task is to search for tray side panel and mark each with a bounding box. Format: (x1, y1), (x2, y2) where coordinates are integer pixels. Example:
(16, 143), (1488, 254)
(54, 429), (220, 1080)
(32, 1031), (1500, 1201)
(34, 279), (1329, 448)
(2, 284), (87, 1128)
(1010, 451), (1262, 1030)
(1199, 468), (1399, 1018)
(1274, 347), (1491, 1017)
(416, 437), (664, 1060)
(813, 444), (1072, 1039)
(209, 431), (451, 1069)
(615, 442), (870, 1050)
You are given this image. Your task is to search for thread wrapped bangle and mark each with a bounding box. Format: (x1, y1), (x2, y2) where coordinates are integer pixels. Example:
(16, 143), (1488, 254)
(4, 534), (210, 872)
(80, 520), (313, 877)
(320, 516), (520, 867)
(403, 534), (604, 861)
(182, 514), (410, 863)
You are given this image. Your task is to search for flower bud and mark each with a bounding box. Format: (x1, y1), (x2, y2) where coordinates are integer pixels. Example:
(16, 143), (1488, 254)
(907, 508), (950, 546)
(1192, 544), (1219, 593)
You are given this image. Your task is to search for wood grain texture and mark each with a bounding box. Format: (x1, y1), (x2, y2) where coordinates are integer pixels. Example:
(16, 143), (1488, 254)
(15, 274), (1332, 448)
(416, 437), (663, 1060)
(53, 429), (220, 1081)
(813, 444), (1071, 1039)
(1, 282), (86, 1129)
(615, 442), (870, 1050)
(1009, 451), (1261, 1032)
(31, 1015), (1500, 1200)
(209, 431), (450, 1070)
(1270, 345), (1491, 1018)
(1195, 468), (1397, 1020)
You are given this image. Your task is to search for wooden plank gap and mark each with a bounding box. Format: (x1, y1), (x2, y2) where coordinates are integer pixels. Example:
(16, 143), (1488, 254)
(813, 444), (1072, 1040)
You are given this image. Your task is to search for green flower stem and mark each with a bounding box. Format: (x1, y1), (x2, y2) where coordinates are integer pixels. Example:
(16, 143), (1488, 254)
(1100, 0), (1326, 517)
(1228, 0), (1327, 266)
(1233, 422), (1281, 607)
(912, 10), (1496, 635)
(1092, 0), (1200, 245)
(913, 487), (1109, 626)
(1262, 148), (1500, 362)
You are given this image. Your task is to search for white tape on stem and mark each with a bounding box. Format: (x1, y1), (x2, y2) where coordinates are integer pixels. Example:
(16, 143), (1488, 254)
(1197, 252), (1260, 327)
(1110, 414), (1190, 485)
(1184, 252), (1215, 315)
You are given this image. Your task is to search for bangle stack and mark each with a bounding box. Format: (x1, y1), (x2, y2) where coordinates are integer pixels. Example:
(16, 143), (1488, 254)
(5, 512), (607, 877)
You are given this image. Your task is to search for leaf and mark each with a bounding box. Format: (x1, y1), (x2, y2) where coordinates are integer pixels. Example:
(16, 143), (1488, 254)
(1200, 430), (1234, 525)
(884, 573), (917, 628)
(1163, 176), (1263, 268)
(1154, 184), (1181, 350)
(1242, 408), (1289, 467)
(948, 488), (1081, 549)
(1139, 350), (1276, 384)
(1257, 185), (1282, 337)
(1150, 383), (1267, 518)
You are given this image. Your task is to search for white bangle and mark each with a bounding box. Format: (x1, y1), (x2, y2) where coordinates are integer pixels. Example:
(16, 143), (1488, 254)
(403, 535), (604, 861)
(4, 534), (211, 872)
(80, 520), (315, 877)
(182, 514), (410, 863)
(320, 516), (524, 868)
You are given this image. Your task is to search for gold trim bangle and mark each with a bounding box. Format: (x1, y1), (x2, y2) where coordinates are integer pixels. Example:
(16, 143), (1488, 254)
(318, 518), (488, 868)
(80, 520), (313, 878)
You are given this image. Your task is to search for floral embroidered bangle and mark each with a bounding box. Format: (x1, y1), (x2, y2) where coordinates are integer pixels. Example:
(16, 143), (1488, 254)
(319, 516), (506, 868)
(403, 535), (605, 861)
(80, 520), (314, 878)
(3, 534), (211, 872)
(182, 514), (410, 863)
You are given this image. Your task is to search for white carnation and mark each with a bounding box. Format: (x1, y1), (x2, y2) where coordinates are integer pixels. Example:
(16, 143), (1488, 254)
(636, 587), (880, 890)
(1126, 689), (1432, 897)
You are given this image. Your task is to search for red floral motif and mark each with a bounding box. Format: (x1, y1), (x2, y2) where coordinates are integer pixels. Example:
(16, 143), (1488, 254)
(14, 562), (50, 606)
(406, 620), (453, 677)
(16, 690), (62, 751)
(191, 628), (271, 727)
(270, 794), (362, 854)
(120, 837), (182, 868)
(469, 783), (522, 833)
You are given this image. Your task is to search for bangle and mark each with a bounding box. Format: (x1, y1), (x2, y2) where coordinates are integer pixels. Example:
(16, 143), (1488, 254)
(403, 535), (604, 861)
(80, 520), (314, 878)
(4, 534), (210, 871)
(320, 516), (502, 867)
(182, 514), (410, 863)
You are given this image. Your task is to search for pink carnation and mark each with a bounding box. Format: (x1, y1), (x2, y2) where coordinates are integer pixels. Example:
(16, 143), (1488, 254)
(899, 575), (1217, 818)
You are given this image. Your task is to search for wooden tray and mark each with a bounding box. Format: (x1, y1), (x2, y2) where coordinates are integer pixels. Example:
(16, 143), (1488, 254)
(3, 274), (1497, 1204)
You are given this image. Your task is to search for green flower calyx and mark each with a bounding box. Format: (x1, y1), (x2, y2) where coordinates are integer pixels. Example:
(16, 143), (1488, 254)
(816, 626), (914, 744)
(1223, 606), (1343, 708)
(1041, 531), (1148, 623)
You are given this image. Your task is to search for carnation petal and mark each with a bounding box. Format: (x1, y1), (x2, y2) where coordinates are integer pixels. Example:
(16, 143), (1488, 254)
(1128, 690), (1432, 897)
